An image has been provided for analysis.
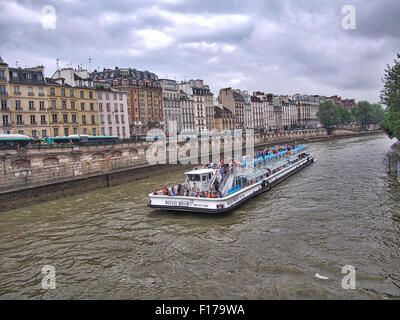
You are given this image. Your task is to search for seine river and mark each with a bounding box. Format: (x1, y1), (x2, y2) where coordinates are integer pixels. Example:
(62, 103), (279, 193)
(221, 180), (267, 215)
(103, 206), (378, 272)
(0, 134), (399, 299)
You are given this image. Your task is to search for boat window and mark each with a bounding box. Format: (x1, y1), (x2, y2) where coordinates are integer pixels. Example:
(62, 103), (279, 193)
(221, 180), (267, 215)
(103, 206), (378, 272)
(202, 175), (207, 181)
(188, 175), (200, 182)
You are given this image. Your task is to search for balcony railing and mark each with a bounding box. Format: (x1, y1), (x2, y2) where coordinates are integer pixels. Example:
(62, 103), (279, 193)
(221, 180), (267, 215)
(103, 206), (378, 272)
(28, 92), (34, 96)
(13, 91), (21, 95)
(38, 92), (45, 96)
(16, 122), (24, 125)
(0, 91), (8, 95)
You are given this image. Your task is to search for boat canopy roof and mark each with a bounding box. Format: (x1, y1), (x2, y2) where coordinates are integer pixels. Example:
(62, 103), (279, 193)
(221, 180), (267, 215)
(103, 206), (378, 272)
(185, 168), (215, 175)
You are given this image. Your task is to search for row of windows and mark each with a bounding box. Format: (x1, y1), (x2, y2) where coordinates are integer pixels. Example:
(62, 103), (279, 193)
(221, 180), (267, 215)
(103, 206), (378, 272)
(98, 92), (124, 101)
(49, 87), (95, 99)
(99, 114), (125, 124)
(50, 100), (95, 111)
(100, 126), (127, 136)
(99, 103), (125, 112)
(51, 114), (96, 125)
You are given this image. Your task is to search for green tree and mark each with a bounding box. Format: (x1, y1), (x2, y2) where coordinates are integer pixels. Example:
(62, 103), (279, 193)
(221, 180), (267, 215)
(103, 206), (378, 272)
(371, 103), (385, 129)
(352, 101), (375, 129)
(338, 107), (355, 124)
(380, 53), (400, 139)
(317, 101), (340, 133)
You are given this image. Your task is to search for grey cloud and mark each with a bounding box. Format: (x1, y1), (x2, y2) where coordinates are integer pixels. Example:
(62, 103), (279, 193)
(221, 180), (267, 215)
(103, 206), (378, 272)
(1, 0), (399, 103)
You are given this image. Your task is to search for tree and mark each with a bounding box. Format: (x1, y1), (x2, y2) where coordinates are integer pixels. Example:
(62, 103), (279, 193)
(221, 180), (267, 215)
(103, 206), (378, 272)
(380, 53), (400, 139)
(371, 103), (385, 129)
(352, 101), (374, 129)
(338, 107), (355, 125)
(317, 101), (341, 133)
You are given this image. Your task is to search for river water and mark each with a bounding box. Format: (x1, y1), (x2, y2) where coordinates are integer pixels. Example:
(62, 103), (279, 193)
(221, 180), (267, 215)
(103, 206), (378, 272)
(0, 134), (399, 299)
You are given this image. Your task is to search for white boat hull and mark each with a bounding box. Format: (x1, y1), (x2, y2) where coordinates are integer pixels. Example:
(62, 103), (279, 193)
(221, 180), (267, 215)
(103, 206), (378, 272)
(148, 155), (315, 213)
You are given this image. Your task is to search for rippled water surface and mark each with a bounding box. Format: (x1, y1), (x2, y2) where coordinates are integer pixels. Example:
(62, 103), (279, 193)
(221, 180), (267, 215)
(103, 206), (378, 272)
(1, 134), (400, 299)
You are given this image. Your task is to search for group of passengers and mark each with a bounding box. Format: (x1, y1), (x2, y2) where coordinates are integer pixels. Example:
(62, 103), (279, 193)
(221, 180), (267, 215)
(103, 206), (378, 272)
(153, 143), (301, 197)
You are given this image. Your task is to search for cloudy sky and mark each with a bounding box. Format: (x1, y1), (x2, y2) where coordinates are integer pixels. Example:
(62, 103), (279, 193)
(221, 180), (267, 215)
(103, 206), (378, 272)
(1, 0), (399, 103)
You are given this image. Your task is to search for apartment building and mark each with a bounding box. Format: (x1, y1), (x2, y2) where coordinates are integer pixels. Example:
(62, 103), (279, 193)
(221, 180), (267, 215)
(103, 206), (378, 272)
(90, 67), (162, 135)
(8, 66), (49, 138)
(51, 68), (100, 136)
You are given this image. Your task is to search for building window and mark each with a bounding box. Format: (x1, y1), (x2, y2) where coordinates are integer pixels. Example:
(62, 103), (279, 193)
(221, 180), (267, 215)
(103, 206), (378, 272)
(50, 87), (55, 96)
(39, 87), (44, 96)
(82, 115), (86, 125)
(83, 128), (87, 134)
(98, 92), (102, 99)
(1, 100), (7, 110)
(81, 103), (85, 111)
(42, 130), (47, 138)
(51, 100), (56, 109)
(39, 101), (45, 110)
(71, 101), (75, 110)
(108, 127), (112, 136)
(80, 91), (84, 98)
(72, 114), (77, 123)
(101, 127), (105, 136)
(64, 128), (69, 137)
(54, 128), (59, 137)
(32, 130), (37, 138)
(73, 128), (78, 134)
(99, 103), (103, 111)
(52, 114), (57, 123)
(17, 115), (23, 125)
(100, 114), (104, 123)
(29, 101), (35, 110)
(62, 100), (66, 109)
(61, 88), (65, 96)
(106, 103), (110, 111)
(70, 90), (74, 97)
(41, 115), (46, 124)
(107, 115), (111, 123)
(89, 91), (93, 99)
(92, 128), (96, 136)
(91, 115), (95, 125)
(30, 115), (36, 125)
(63, 114), (68, 123)
(90, 103), (94, 111)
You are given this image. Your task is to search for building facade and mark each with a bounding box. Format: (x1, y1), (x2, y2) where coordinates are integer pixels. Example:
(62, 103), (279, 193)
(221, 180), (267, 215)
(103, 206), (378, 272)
(8, 66), (49, 138)
(161, 79), (181, 136)
(219, 88), (245, 130)
(90, 67), (162, 135)
(293, 94), (320, 128)
(96, 86), (130, 138)
(180, 90), (195, 134)
(214, 106), (236, 132)
(179, 80), (214, 133)
(51, 68), (100, 136)
(0, 57), (10, 134)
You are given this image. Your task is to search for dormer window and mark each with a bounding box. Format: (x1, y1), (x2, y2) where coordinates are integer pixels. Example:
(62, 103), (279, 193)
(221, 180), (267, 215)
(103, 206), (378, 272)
(25, 73), (32, 80)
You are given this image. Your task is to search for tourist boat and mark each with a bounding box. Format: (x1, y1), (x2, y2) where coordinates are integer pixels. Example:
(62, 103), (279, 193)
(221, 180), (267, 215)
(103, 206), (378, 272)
(148, 145), (314, 213)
